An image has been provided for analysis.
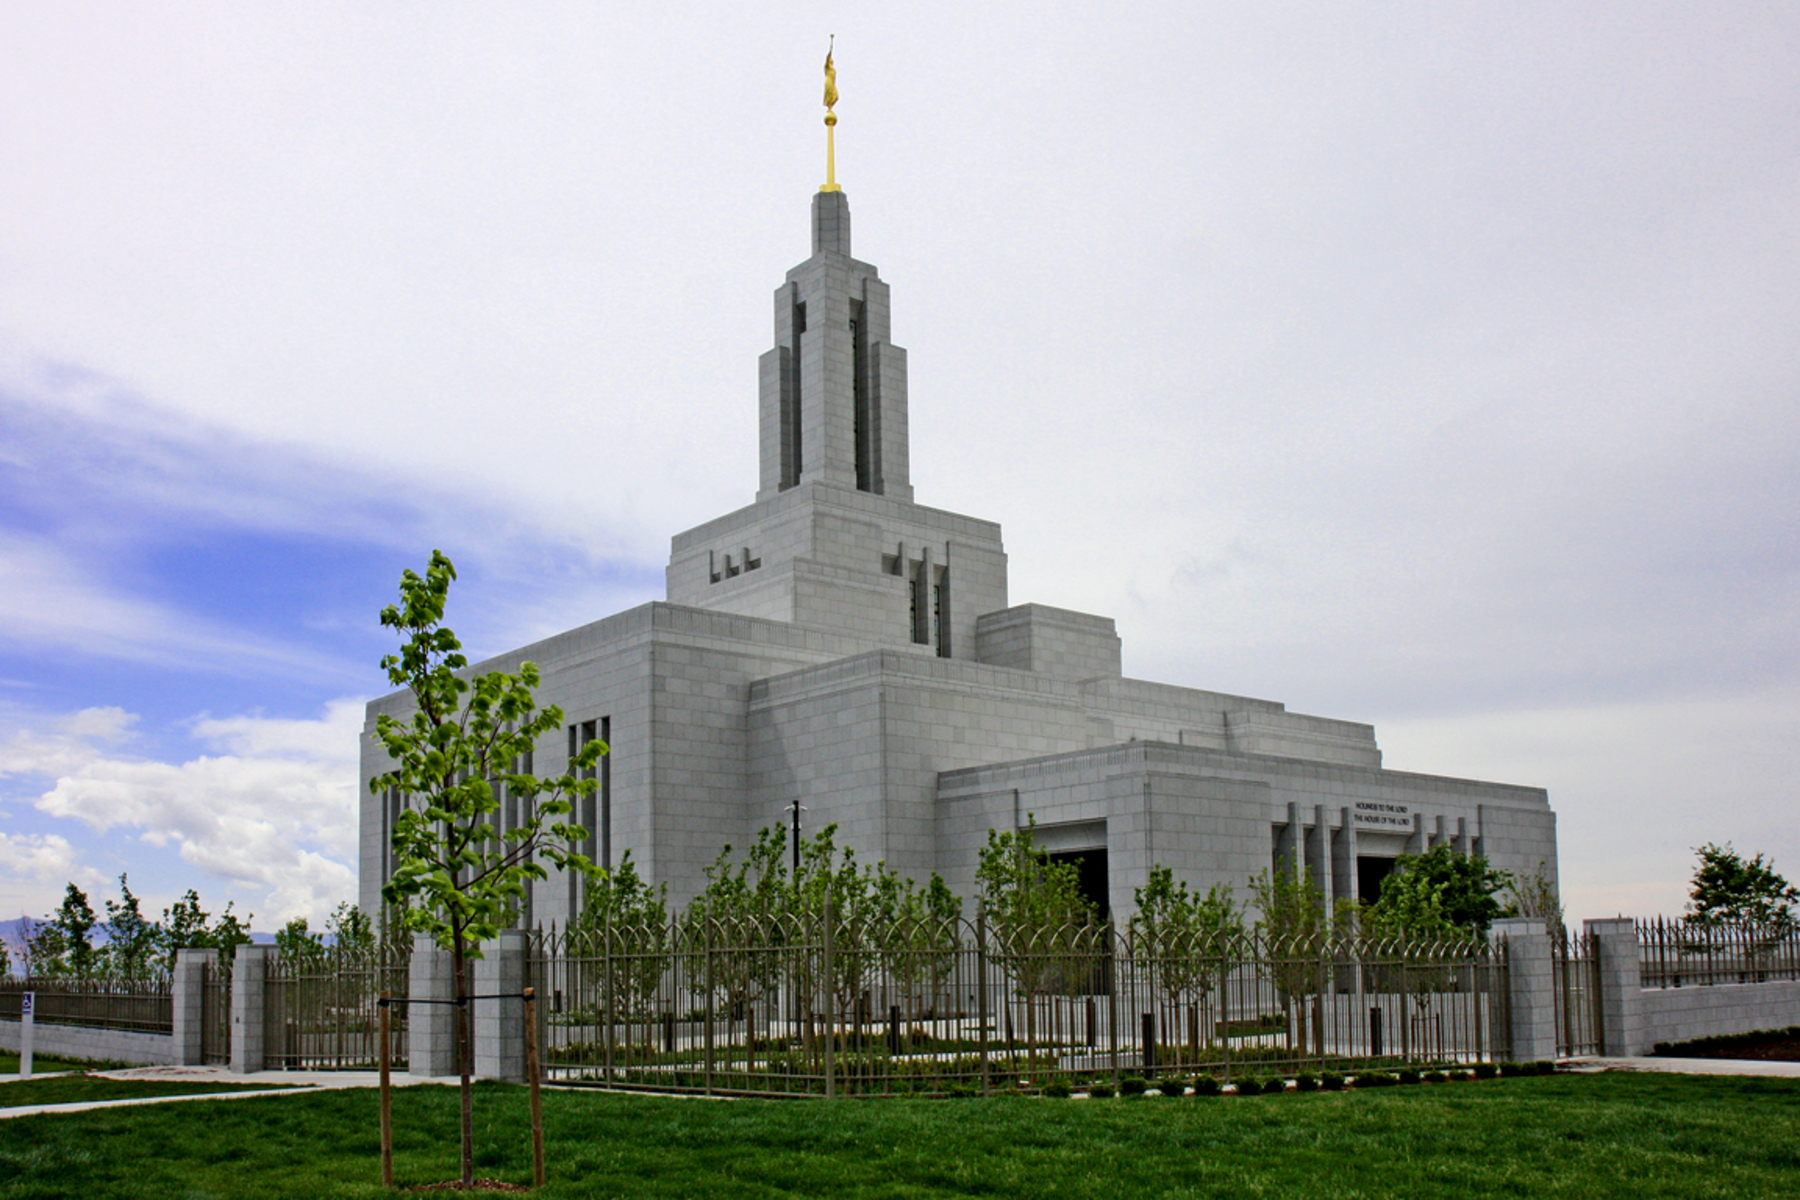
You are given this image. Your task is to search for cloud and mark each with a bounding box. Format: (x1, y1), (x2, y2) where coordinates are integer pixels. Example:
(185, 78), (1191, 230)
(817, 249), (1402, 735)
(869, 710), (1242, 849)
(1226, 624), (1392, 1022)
(8, 700), (365, 925)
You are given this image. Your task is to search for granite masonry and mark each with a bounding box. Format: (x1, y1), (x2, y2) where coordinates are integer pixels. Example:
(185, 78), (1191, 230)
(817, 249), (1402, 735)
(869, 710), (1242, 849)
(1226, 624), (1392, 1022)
(358, 188), (1559, 925)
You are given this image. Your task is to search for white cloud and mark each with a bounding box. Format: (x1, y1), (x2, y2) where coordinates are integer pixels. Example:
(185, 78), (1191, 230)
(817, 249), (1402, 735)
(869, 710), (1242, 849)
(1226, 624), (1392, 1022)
(8, 700), (365, 925)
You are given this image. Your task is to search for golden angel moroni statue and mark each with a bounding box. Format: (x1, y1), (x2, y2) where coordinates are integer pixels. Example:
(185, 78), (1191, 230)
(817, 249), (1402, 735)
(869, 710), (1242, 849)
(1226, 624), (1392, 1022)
(820, 37), (841, 192)
(823, 44), (838, 109)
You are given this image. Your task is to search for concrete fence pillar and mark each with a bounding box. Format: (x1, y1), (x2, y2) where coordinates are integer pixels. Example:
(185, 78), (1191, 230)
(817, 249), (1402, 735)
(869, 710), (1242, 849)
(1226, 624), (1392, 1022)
(408, 933), (458, 1078)
(474, 930), (528, 1083)
(171, 948), (216, 1066)
(1586, 918), (1644, 1057)
(228, 945), (272, 1074)
(1492, 918), (1557, 1062)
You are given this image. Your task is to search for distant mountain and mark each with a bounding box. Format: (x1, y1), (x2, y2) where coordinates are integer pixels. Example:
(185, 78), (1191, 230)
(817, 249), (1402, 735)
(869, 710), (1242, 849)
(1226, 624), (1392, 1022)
(0, 916), (276, 958)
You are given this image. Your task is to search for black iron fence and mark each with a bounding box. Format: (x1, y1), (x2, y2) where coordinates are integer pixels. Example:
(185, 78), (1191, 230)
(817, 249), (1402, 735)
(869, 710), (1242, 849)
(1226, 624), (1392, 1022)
(0, 976), (173, 1035)
(1551, 929), (1601, 1057)
(525, 912), (1508, 1096)
(1638, 917), (1800, 989)
(264, 942), (410, 1070)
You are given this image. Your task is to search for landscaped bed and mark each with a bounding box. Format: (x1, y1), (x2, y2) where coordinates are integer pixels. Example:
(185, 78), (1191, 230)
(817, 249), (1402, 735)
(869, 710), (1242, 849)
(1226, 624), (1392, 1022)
(1654, 1025), (1800, 1062)
(0, 1070), (1796, 1197)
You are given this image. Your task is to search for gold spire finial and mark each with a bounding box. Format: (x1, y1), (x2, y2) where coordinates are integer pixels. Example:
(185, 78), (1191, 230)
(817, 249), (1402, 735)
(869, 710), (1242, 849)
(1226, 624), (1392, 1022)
(821, 36), (842, 192)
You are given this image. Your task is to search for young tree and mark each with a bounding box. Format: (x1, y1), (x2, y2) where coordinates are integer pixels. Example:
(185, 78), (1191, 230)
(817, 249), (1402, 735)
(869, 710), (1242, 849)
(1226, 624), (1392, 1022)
(1365, 845), (1514, 940)
(1131, 866), (1244, 1014)
(159, 890), (255, 973)
(326, 902), (377, 956)
(1685, 843), (1799, 930)
(577, 850), (670, 1020)
(48, 883), (100, 977)
(1503, 861), (1565, 941)
(21, 916), (67, 979)
(374, 550), (602, 1189)
(103, 874), (164, 981)
(274, 918), (329, 972)
(976, 820), (1097, 1007)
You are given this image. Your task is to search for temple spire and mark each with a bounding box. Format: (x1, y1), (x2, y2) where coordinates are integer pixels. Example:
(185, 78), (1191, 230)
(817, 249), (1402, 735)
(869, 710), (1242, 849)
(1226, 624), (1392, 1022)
(821, 37), (842, 194)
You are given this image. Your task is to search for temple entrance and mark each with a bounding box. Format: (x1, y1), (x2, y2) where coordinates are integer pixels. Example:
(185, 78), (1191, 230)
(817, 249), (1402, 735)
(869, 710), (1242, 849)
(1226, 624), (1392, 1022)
(1048, 848), (1109, 922)
(1357, 855), (1398, 905)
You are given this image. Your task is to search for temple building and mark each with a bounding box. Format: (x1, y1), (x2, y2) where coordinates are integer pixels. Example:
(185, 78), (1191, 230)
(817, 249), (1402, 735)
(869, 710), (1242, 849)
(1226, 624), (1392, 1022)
(358, 111), (1558, 924)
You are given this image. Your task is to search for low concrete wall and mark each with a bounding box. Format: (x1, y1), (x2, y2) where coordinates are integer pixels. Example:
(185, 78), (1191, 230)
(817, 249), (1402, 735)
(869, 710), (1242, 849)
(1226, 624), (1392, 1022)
(1638, 981), (1800, 1052)
(0, 1017), (177, 1066)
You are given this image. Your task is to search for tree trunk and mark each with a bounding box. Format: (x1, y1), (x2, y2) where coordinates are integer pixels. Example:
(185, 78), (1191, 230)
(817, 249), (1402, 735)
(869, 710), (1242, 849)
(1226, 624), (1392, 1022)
(454, 936), (473, 1189)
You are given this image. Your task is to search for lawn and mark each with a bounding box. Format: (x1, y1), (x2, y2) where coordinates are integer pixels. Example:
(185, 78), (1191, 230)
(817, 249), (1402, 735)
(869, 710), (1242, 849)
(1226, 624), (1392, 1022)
(0, 1074), (301, 1109)
(0, 1072), (1796, 1198)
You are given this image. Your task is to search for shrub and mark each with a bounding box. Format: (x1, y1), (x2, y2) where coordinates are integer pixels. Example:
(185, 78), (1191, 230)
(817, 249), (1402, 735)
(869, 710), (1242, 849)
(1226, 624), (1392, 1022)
(1320, 1071), (1346, 1092)
(1192, 1075), (1222, 1097)
(1472, 1062), (1498, 1080)
(1043, 1079), (1072, 1099)
(1450, 1070), (1473, 1082)
(1153, 1077), (1186, 1097)
(1498, 1061), (1523, 1077)
(1088, 1081), (1116, 1099)
(1294, 1072), (1319, 1093)
(1396, 1069), (1421, 1086)
(1530, 1060), (1556, 1076)
(1354, 1071), (1397, 1088)
(1120, 1076), (1148, 1096)
(1263, 1077), (1287, 1094)
(1422, 1070), (1448, 1084)
(1233, 1076), (1262, 1096)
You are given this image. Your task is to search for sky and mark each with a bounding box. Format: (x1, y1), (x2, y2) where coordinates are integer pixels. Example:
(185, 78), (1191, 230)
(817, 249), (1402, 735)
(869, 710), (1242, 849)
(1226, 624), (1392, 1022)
(1, 2), (1795, 933)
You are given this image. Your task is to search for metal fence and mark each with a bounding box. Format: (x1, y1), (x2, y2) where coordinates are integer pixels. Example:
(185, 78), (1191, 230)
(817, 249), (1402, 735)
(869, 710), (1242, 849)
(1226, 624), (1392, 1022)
(526, 912), (1509, 1096)
(264, 942), (410, 1070)
(0, 976), (173, 1035)
(201, 958), (232, 1065)
(1638, 917), (1800, 989)
(1551, 929), (1601, 1057)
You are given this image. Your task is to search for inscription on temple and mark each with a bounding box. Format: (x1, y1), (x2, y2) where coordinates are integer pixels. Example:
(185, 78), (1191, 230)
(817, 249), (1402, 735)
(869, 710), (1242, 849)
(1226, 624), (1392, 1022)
(1354, 801), (1412, 830)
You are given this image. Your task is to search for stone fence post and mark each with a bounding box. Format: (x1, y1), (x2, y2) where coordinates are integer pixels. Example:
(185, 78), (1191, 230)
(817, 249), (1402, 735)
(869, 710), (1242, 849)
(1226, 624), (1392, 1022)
(1492, 918), (1557, 1062)
(171, 948), (217, 1066)
(228, 945), (273, 1074)
(409, 933), (458, 1078)
(474, 930), (529, 1082)
(1586, 918), (1643, 1056)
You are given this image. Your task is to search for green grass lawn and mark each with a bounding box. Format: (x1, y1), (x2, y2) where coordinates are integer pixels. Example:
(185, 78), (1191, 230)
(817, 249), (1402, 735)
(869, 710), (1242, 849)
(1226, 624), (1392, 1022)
(0, 1073), (1796, 1198)
(0, 1074), (301, 1109)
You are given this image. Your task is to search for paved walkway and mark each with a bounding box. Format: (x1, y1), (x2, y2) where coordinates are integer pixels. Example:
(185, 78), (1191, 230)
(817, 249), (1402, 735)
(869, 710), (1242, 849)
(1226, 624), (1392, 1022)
(4, 1056), (1795, 1119)
(1565, 1055), (1800, 1078)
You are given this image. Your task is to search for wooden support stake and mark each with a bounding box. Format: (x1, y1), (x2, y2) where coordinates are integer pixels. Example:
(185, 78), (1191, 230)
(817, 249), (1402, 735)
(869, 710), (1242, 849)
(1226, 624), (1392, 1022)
(525, 987), (545, 1189)
(379, 992), (393, 1189)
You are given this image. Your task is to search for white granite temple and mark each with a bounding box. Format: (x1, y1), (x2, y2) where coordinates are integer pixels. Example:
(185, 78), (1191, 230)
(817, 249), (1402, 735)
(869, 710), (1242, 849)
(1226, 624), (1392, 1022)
(359, 187), (1559, 924)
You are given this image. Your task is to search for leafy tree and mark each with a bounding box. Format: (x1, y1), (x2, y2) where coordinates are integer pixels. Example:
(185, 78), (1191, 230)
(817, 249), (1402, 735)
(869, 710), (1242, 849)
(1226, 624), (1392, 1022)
(1249, 867), (1341, 1049)
(976, 819), (1097, 1004)
(576, 850), (670, 1020)
(21, 916), (66, 979)
(0, 935), (10, 980)
(1685, 843), (1798, 930)
(46, 883), (100, 977)
(1131, 866), (1244, 1012)
(103, 874), (163, 980)
(878, 868), (963, 1020)
(686, 827), (791, 1020)
(275, 917), (328, 972)
(158, 890), (254, 973)
(1365, 845), (1514, 940)
(326, 902), (377, 956)
(373, 550), (601, 1189)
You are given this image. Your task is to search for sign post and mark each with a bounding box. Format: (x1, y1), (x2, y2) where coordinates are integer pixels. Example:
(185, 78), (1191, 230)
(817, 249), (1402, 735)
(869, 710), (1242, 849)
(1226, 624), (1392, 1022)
(19, 991), (35, 1078)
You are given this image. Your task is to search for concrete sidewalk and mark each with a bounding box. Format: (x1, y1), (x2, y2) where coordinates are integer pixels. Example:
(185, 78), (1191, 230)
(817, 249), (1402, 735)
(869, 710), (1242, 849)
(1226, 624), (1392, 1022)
(1564, 1055), (1800, 1078)
(0, 1064), (454, 1120)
